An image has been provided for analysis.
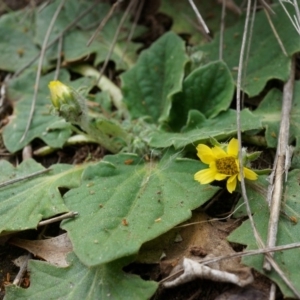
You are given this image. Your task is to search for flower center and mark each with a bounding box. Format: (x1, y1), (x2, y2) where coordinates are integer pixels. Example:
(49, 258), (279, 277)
(215, 157), (238, 175)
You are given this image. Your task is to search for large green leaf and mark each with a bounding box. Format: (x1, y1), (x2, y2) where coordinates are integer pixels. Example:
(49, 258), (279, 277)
(35, 0), (144, 70)
(168, 61), (235, 131)
(5, 253), (157, 300)
(229, 171), (300, 298)
(62, 152), (218, 266)
(150, 109), (261, 149)
(121, 31), (189, 123)
(198, 4), (300, 97)
(0, 159), (84, 235)
(0, 10), (40, 72)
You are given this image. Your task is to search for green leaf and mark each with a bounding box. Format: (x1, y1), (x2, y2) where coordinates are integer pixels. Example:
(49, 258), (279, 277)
(5, 253), (157, 300)
(35, 1), (144, 70)
(252, 82), (300, 168)
(159, 0), (241, 45)
(0, 11), (40, 72)
(61, 152), (218, 266)
(229, 171), (300, 298)
(2, 69), (95, 153)
(252, 88), (281, 148)
(3, 69), (70, 152)
(168, 61), (235, 131)
(198, 4), (300, 97)
(150, 109), (262, 149)
(0, 159), (84, 235)
(121, 31), (189, 123)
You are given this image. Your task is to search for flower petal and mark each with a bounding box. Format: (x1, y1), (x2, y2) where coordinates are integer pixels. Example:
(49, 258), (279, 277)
(211, 146), (227, 159)
(214, 173), (228, 181)
(243, 167), (258, 180)
(196, 144), (215, 164)
(235, 159), (240, 171)
(194, 168), (217, 184)
(227, 138), (239, 157)
(227, 175), (237, 193)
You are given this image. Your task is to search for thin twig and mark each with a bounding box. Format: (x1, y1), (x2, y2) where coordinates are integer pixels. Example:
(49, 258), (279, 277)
(236, 0), (264, 252)
(264, 8), (288, 56)
(258, 0), (275, 14)
(13, 1), (100, 78)
(54, 35), (63, 80)
(269, 284), (276, 300)
(97, 0), (136, 85)
(86, 0), (123, 47)
(219, 0), (226, 60)
(38, 211), (78, 227)
(175, 201), (245, 229)
(188, 0), (210, 34)
(20, 0), (67, 143)
(183, 15), (212, 41)
(202, 242), (300, 265)
(279, 0), (300, 35)
(267, 257), (300, 297)
(12, 253), (32, 285)
(241, 0), (257, 109)
(120, 0), (144, 64)
(159, 242), (300, 284)
(293, 0), (300, 28)
(0, 168), (51, 188)
(263, 56), (295, 271)
(37, 0), (51, 13)
(236, 2), (299, 295)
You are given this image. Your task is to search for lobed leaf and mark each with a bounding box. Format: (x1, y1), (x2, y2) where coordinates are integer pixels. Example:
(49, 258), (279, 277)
(150, 109), (261, 149)
(121, 31), (189, 123)
(61, 152), (218, 266)
(168, 61), (235, 131)
(0, 159), (84, 234)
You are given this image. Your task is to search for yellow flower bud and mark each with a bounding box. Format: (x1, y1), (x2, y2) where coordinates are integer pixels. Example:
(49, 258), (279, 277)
(48, 80), (72, 109)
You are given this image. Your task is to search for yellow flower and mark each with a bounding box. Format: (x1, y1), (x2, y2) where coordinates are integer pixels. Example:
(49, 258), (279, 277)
(48, 80), (72, 109)
(194, 138), (257, 193)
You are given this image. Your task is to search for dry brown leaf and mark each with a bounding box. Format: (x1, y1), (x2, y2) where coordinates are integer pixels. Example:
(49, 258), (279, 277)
(9, 233), (72, 267)
(158, 211), (253, 287)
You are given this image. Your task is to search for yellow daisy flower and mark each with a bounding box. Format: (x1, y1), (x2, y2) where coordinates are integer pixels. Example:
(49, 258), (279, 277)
(194, 138), (257, 193)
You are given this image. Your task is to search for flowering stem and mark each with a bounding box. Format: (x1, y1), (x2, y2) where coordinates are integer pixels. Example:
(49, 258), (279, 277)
(48, 81), (131, 153)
